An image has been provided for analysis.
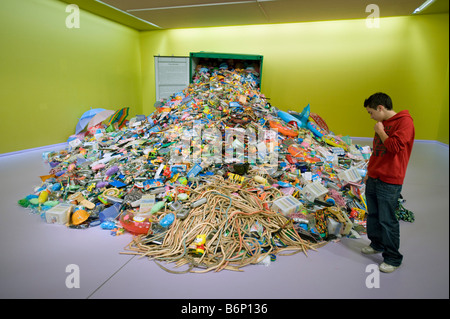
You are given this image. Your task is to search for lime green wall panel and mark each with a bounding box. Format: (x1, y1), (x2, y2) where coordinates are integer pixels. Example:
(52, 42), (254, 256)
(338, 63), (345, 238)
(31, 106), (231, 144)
(140, 14), (449, 142)
(0, 0), (142, 154)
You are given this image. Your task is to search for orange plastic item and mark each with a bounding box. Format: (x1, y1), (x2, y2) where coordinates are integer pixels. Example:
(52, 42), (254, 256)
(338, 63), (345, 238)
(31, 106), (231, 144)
(288, 144), (305, 158)
(71, 209), (89, 225)
(288, 144), (321, 163)
(39, 174), (55, 182)
(157, 107), (172, 113)
(269, 121), (298, 137)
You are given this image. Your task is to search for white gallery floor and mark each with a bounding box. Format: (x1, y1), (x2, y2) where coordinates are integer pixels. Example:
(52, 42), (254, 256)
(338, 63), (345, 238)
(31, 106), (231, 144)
(0, 139), (448, 299)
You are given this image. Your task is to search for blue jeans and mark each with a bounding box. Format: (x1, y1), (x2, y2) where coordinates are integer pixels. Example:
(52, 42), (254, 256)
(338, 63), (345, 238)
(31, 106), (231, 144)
(365, 177), (403, 267)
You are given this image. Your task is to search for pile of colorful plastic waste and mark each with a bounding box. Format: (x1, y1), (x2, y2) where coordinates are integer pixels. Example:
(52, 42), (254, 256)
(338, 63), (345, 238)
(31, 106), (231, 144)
(18, 64), (381, 273)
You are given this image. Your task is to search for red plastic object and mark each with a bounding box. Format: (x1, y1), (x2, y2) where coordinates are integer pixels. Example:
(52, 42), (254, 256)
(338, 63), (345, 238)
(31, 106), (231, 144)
(286, 154), (297, 164)
(288, 144), (321, 163)
(309, 112), (330, 134)
(119, 212), (151, 234)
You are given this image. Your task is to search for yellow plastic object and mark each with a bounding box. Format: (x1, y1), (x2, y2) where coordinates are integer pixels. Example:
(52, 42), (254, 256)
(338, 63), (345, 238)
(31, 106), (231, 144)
(189, 234), (206, 256)
(38, 190), (49, 204)
(323, 135), (349, 151)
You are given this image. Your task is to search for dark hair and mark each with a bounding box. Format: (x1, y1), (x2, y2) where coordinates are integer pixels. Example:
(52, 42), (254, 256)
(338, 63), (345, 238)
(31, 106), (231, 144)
(364, 92), (393, 110)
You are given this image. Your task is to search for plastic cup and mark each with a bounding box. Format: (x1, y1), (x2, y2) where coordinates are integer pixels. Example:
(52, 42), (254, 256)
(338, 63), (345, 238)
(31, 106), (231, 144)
(99, 203), (121, 222)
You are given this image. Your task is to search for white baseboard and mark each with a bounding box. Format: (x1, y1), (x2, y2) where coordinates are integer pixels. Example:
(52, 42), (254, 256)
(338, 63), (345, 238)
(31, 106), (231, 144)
(413, 139), (449, 148)
(350, 137), (449, 148)
(0, 142), (68, 158)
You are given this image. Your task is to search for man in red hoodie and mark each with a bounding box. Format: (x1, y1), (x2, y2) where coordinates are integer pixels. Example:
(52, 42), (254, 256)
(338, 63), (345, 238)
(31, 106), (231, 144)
(362, 92), (415, 273)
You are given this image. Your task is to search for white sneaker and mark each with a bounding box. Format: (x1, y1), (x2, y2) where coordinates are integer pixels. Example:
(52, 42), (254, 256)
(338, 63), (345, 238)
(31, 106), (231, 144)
(361, 246), (382, 255)
(379, 262), (399, 273)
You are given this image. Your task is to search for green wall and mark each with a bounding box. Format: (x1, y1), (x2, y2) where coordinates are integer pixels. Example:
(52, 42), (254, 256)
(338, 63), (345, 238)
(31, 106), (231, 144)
(140, 14), (449, 142)
(0, 0), (143, 154)
(0, 0), (448, 154)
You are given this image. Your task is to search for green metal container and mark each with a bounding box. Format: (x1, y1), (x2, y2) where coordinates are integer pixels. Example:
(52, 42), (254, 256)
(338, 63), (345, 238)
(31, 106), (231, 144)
(189, 52), (263, 87)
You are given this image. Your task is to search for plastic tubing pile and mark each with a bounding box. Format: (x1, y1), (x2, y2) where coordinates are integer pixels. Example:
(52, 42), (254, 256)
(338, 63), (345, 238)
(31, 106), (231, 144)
(122, 175), (323, 273)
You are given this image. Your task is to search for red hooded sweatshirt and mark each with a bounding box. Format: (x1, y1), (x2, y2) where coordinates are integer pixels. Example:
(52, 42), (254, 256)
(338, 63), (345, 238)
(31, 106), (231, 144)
(367, 110), (415, 185)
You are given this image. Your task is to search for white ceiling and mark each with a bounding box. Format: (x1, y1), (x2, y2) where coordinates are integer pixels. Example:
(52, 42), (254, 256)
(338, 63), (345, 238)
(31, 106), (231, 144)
(59, 0), (449, 31)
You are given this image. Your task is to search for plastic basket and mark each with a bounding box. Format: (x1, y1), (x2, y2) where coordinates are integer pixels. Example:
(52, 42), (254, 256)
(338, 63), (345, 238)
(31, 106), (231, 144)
(300, 181), (328, 202)
(337, 167), (362, 183)
(271, 195), (303, 216)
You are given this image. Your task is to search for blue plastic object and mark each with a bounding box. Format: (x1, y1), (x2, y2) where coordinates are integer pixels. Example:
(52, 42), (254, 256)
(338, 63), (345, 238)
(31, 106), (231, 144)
(109, 179), (127, 188)
(277, 181), (292, 188)
(306, 121), (324, 138)
(89, 220), (101, 227)
(285, 104), (310, 127)
(294, 104), (310, 123)
(99, 202), (121, 222)
(357, 169), (367, 178)
(277, 110), (305, 128)
(101, 220), (117, 230)
(278, 105), (310, 129)
(159, 213), (175, 228)
(143, 179), (164, 190)
(55, 170), (66, 177)
(148, 125), (161, 134)
(186, 163), (203, 178)
(299, 104), (310, 122)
